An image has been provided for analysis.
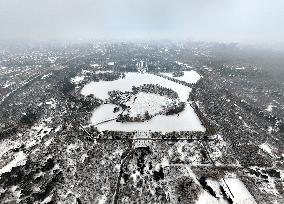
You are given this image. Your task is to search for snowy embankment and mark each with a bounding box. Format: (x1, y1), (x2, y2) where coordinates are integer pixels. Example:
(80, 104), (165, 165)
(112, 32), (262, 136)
(0, 151), (27, 175)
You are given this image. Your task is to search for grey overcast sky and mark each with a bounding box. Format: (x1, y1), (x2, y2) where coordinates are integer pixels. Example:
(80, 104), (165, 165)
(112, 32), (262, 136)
(0, 0), (284, 43)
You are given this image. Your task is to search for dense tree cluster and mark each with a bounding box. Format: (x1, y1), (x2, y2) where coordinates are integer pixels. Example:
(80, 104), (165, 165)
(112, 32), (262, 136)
(156, 74), (194, 87)
(67, 94), (102, 112)
(89, 72), (125, 82)
(60, 77), (75, 95)
(172, 71), (184, 77)
(116, 111), (151, 123)
(164, 102), (185, 115)
(132, 84), (179, 99)
(108, 90), (131, 107)
(20, 107), (42, 127)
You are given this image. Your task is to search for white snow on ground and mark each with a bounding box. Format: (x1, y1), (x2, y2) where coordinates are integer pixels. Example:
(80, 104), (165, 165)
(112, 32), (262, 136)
(98, 195), (107, 204)
(44, 138), (53, 147)
(158, 157), (170, 169)
(235, 67), (246, 70)
(90, 104), (122, 125)
(81, 72), (191, 102)
(176, 141), (187, 161)
(266, 104), (274, 112)
(91, 103), (205, 132)
(3, 81), (15, 88)
(203, 66), (212, 72)
(80, 154), (88, 163)
(95, 70), (114, 74)
(162, 71), (201, 84)
(183, 166), (228, 204)
(82, 69), (92, 74)
(130, 170), (140, 184)
(259, 143), (273, 156)
(206, 179), (223, 198)
(45, 98), (56, 109)
(71, 76), (84, 84)
(175, 61), (192, 68)
(40, 194), (53, 204)
(90, 64), (100, 68)
(27, 122), (53, 148)
(55, 126), (61, 132)
(208, 134), (227, 160)
(0, 151), (27, 175)
(196, 191), (228, 204)
(10, 185), (22, 203)
(107, 62), (114, 66)
(254, 166), (283, 197)
(125, 92), (173, 117)
(0, 139), (21, 158)
(267, 126), (273, 132)
(41, 73), (52, 79)
(259, 177), (280, 196)
(176, 61), (183, 65)
(66, 144), (78, 153)
(221, 174), (257, 204)
(133, 131), (152, 148)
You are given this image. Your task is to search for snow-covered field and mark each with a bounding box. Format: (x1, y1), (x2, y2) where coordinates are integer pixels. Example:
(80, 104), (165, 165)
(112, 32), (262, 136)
(162, 71), (201, 84)
(125, 92), (173, 117)
(196, 175), (257, 204)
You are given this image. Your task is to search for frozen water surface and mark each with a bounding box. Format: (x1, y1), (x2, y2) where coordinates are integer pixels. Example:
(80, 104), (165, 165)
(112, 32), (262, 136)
(221, 176), (257, 204)
(90, 103), (205, 132)
(162, 70), (201, 84)
(81, 72), (205, 132)
(90, 104), (122, 125)
(81, 72), (191, 102)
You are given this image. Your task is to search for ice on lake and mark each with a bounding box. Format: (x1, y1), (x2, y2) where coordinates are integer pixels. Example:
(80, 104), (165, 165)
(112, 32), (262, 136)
(90, 103), (205, 132)
(162, 70), (201, 84)
(81, 72), (191, 102)
(81, 72), (205, 132)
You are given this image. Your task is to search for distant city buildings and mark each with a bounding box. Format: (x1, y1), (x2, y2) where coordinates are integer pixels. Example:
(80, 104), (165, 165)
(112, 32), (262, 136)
(136, 60), (148, 73)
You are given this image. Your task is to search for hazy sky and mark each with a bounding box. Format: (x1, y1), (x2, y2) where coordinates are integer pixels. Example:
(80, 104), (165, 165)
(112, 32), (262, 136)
(0, 0), (284, 43)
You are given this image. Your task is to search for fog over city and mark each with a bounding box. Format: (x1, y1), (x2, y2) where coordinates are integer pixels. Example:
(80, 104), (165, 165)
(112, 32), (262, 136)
(1, 0), (284, 43)
(0, 1), (284, 204)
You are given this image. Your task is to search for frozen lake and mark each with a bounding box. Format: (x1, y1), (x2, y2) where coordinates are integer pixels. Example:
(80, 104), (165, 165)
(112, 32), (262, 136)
(81, 72), (192, 102)
(81, 72), (205, 132)
(162, 70), (201, 84)
(90, 103), (205, 132)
